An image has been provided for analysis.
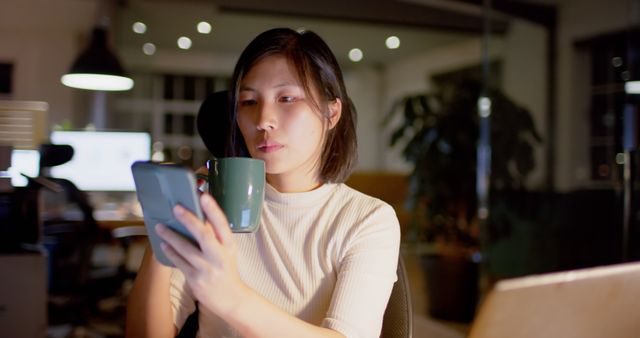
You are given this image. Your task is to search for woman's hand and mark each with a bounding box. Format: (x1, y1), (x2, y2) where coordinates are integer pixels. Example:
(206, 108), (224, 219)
(156, 193), (249, 317)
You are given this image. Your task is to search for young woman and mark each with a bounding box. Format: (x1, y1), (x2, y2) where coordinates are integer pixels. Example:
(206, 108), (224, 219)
(126, 28), (400, 338)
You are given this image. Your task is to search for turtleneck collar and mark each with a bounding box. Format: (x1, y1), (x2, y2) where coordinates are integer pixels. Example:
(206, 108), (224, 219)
(265, 182), (338, 207)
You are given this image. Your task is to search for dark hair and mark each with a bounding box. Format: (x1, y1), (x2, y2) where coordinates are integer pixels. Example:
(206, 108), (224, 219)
(228, 28), (357, 183)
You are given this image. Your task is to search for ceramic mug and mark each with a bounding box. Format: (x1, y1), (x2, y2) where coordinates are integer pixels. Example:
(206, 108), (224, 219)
(197, 157), (265, 233)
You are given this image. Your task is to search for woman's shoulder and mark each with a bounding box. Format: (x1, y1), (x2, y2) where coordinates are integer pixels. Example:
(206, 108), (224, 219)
(330, 183), (398, 218)
(328, 184), (401, 252)
(332, 182), (382, 201)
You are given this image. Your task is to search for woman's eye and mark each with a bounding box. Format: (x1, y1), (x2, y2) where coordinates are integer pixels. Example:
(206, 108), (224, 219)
(240, 99), (257, 106)
(279, 96), (297, 103)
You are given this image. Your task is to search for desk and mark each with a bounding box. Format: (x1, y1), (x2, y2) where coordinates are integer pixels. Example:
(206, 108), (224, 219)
(93, 207), (144, 229)
(93, 217), (148, 274)
(96, 218), (144, 231)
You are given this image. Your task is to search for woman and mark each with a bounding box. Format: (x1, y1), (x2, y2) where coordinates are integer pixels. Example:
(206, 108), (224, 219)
(126, 27), (400, 338)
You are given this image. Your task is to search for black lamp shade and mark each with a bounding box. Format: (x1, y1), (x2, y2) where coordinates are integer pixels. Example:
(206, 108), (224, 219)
(197, 90), (231, 158)
(70, 28), (126, 76)
(61, 27), (134, 91)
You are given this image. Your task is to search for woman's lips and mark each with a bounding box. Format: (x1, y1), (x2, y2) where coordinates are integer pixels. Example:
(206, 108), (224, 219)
(257, 142), (283, 153)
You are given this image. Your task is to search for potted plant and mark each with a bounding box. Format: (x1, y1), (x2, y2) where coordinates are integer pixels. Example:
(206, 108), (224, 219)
(385, 77), (541, 322)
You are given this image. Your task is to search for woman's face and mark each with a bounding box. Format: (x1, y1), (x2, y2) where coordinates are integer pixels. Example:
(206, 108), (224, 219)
(236, 54), (339, 192)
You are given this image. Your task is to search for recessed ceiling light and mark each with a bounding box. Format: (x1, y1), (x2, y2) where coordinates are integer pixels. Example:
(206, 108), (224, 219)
(142, 43), (156, 55)
(386, 36), (400, 49)
(197, 21), (212, 34)
(348, 48), (363, 62)
(611, 56), (623, 67)
(132, 22), (147, 34)
(177, 36), (192, 50)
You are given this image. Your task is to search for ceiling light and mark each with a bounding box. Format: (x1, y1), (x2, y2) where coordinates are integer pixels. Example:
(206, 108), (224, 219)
(61, 27), (134, 91)
(132, 22), (147, 34)
(142, 43), (156, 56)
(61, 74), (134, 91)
(386, 36), (400, 49)
(197, 21), (212, 34)
(177, 36), (192, 50)
(348, 48), (363, 62)
(611, 56), (623, 67)
(478, 96), (492, 117)
(626, 81), (640, 94)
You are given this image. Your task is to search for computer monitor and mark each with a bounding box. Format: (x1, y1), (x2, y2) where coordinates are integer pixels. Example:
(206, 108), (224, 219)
(8, 149), (40, 187)
(49, 131), (151, 191)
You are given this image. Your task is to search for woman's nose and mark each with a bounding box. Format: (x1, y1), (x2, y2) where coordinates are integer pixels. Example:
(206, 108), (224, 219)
(257, 103), (277, 130)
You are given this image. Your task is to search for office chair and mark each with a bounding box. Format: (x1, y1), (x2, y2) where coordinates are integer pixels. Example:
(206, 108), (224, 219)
(110, 225), (149, 302)
(196, 89), (232, 158)
(31, 144), (101, 327)
(381, 255), (413, 338)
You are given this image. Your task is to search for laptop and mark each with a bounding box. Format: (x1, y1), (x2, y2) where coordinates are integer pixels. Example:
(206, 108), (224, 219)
(469, 261), (640, 338)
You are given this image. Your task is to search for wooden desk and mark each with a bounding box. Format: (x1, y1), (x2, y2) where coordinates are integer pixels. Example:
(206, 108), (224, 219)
(96, 218), (144, 231)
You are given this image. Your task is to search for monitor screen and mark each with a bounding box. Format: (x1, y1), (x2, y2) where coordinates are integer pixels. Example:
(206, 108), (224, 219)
(49, 131), (151, 191)
(8, 149), (40, 187)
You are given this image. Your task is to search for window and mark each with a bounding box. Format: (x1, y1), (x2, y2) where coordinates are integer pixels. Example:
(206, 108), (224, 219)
(579, 29), (640, 182)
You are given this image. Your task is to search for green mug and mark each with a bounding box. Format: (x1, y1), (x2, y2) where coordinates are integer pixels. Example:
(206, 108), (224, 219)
(197, 157), (265, 233)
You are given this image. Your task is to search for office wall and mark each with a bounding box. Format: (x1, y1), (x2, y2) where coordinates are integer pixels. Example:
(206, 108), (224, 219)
(344, 65), (385, 171)
(0, 0), (96, 129)
(121, 48), (238, 76)
(502, 20), (548, 189)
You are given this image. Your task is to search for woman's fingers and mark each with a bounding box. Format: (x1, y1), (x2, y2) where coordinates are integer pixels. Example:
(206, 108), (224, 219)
(173, 203), (224, 257)
(155, 224), (198, 273)
(200, 193), (234, 247)
(158, 238), (195, 276)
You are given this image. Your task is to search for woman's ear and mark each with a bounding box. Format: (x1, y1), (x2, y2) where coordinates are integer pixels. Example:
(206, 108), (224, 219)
(327, 98), (342, 129)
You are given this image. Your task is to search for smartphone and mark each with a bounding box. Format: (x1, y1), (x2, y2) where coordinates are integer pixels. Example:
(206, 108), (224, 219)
(131, 161), (203, 266)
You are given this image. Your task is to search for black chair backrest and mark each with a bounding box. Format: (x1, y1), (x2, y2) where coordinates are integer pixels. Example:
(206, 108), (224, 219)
(39, 143), (74, 169)
(197, 90), (231, 158)
(381, 255), (413, 338)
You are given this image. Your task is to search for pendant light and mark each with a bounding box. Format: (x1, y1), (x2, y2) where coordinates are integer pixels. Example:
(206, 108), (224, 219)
(61, 26), (134, 91)
(626, 81), (640, 94)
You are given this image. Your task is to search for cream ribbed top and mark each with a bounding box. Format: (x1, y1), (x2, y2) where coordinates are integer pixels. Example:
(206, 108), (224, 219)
(170, 183), (401, 338)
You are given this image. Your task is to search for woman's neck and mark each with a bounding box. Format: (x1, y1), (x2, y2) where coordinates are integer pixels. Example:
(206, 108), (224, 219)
(266, 172), (323, 193)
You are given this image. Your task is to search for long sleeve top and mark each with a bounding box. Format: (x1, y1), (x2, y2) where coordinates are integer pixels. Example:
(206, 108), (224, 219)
(170, 183), (401, 338)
